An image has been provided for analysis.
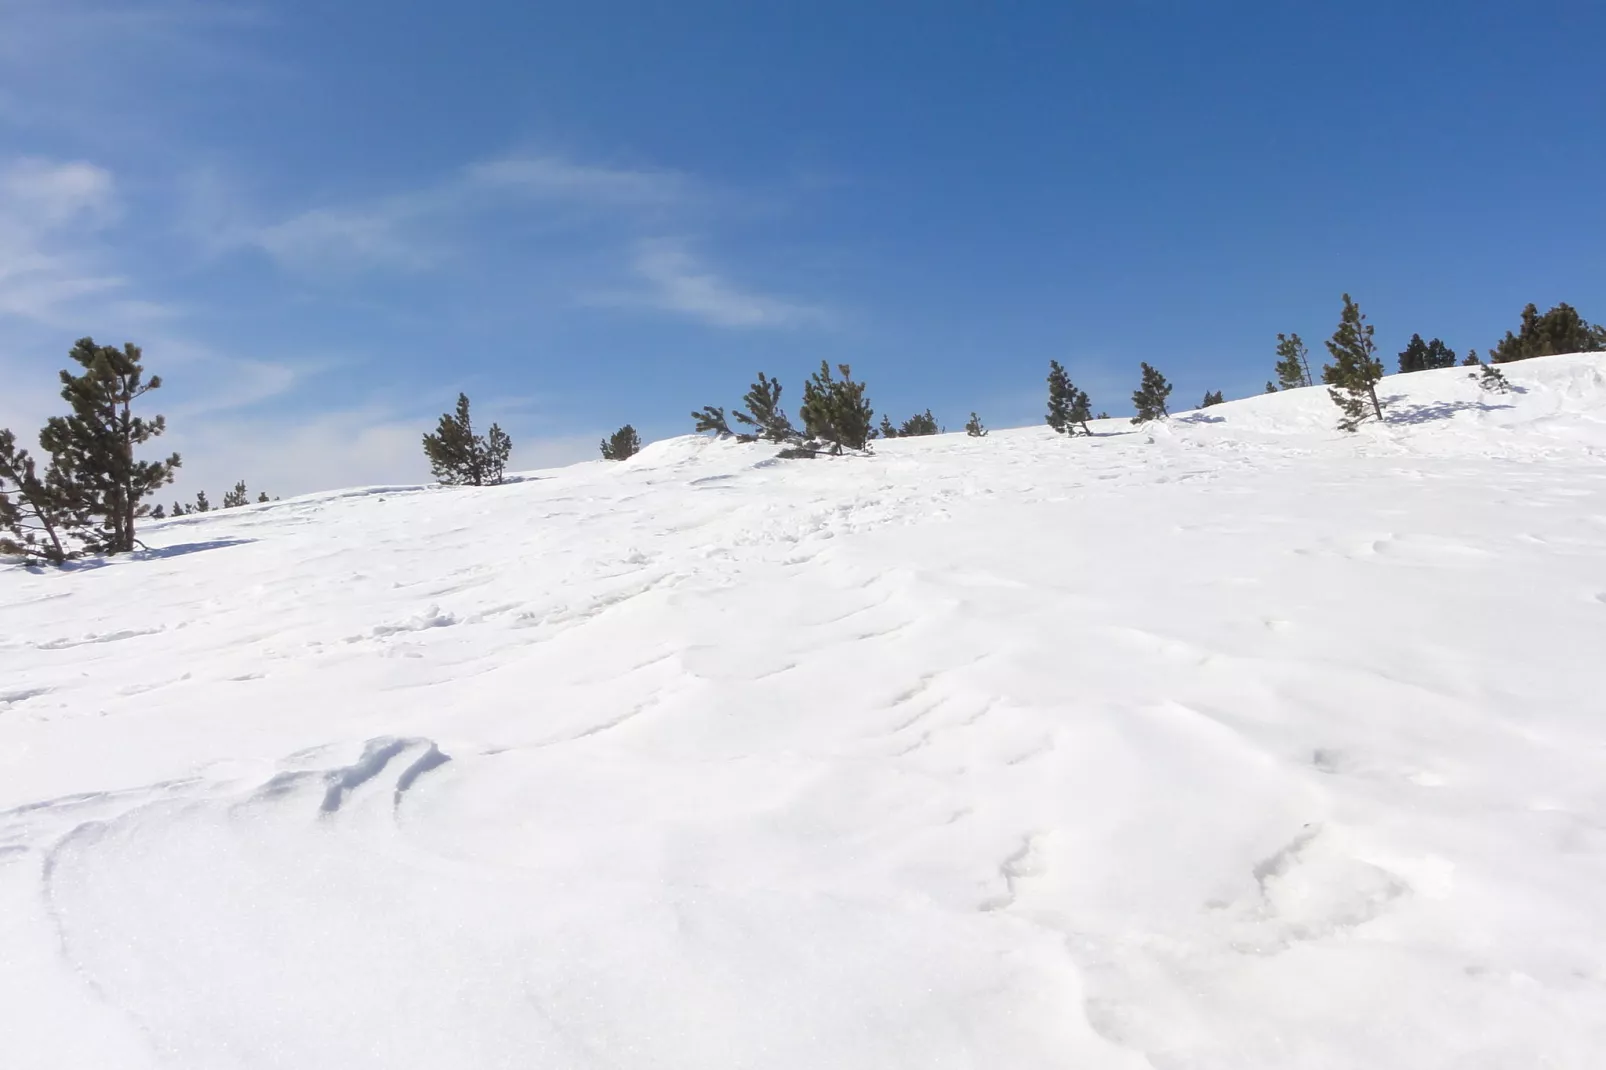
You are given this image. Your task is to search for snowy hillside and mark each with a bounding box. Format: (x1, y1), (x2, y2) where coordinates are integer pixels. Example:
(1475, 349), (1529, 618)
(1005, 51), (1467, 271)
(4, 354), (1606, 1069)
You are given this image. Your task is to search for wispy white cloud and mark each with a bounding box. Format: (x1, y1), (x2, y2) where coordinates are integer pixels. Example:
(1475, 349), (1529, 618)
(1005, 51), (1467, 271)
(0, 157), (126, 323)
(246, 153), (693, 275)
(605, 238), (829, 329)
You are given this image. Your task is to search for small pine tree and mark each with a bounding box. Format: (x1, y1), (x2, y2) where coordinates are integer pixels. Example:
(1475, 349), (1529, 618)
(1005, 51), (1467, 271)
(1046, 360), (1072, 433)
(422, 393), (511, 486)
(1095, 411), (1109, 420)
(1069, 389), (1093, 434)
(0, 428), (71, 563)
(1468, 358), (1511, 393)
(1321, 293), (1385, 432)
(223, 480), (249, 508)
(257, 491), (273, 503)
(1274, 333), (1312, 389)
(193, 490), (211, 513)
(1264, 381), (1278, 394)
(1201, 390), (1225, 408)
(898, 409), (939, 437)
(1047, 361), (1094, 435)
(878, 413), (898, 439)
(691, 405), (732, 437)
(799, 362), (874, 453)
(733, 373), (796, 443)
(484, 424), (512, 484)
(150, 504), (166, 520)
(1130, 363), (1173, 424)
(964, 412), (988, 437)
(35, 338), (180, 555)
(600, 424), (641, 461)
(1461, 348), (1482, 367)
(170, 500), (191, 517)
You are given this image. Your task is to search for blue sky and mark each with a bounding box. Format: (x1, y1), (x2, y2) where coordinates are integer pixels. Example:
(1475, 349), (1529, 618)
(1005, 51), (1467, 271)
(2, 1), (1602, 497)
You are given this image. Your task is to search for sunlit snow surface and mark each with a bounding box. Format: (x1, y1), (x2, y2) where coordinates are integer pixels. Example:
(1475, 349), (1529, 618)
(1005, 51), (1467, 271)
(4, 355), (1606, 1068)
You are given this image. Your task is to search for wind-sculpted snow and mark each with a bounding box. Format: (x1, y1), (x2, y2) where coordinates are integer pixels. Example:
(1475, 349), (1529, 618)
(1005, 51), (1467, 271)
(2, 355), (1605, 1068)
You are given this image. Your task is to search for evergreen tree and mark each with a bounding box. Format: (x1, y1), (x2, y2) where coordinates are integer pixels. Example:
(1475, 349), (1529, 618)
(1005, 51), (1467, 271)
(1468, 359), (1511, 393)
(964, 412), (988, 437)
(1398, 333), (1429, 374)
(1274, 332), (1313, 389)
(484, 424), (512, 484)
(422, 393), (511, 486)
(256, 491), (272, 503)
(799, 362), (874, 453)
(1264, 381), (1278, 394)
(1045, 360), (1072, 433)
(600, 424), (641, 461)
(1399, 333), (1457, 373)
(1491, 302), (1606, 363)
(1046, 361), (1094, 435)
(878, 413), (898, 439)
(35, 338), (179, 555)
(1461, 348), (1482, 367)
(1130, 362), (1173, 424)
(193, 490), (211, 513)
(170, 500), (192, 517)
(150, 504), (166, 520)
(691, 405), (732, 437)
(898, 409), (939, 437)
(1320, 293), (1385, 431)
(1201, 390), (1225, 407)
(0, 428), (70, 563)
(1069, 388), (1093, 434)
(1095, 411), (1110, 420)
(733, 373), (796, 443)
(223, 480), (249, 508)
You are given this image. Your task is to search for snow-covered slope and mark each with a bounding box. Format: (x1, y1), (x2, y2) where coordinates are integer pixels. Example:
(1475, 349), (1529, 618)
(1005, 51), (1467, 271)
(4, 354), (1605, 1069)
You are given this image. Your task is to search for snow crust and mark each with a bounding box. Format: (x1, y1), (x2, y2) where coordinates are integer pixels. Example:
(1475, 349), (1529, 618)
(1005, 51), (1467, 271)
(3, 354), (1605, 1068)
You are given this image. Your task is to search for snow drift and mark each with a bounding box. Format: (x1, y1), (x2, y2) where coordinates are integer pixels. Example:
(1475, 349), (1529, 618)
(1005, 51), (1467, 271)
(3, 354), (1605, 1068)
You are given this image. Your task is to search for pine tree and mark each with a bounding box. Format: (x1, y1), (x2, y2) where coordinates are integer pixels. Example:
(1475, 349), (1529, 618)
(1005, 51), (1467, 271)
(878, 413), (898, 439)
(0, 428), (70, 563)
(1491, 302), (1606, 363)
(1130, 363), (1173, 424)
(1201, 390), (1225, 408)
(223, 480), (249, 508)
(1399, 333), (1457, 372)
(691, 405), (732, 437)
(150, 504), (166, 520)
(799, 362), (874, 453)
(600, 424), (641, 461)
(35, 338), (180, 555)
(1045, 360), (1072, 433)
(1469, 361), (1510, 393)
(898, 409), (939, 437)
(1069, 388), (1093, 434)
(964, 412), (988, 437)
(422, 394), (511, 486)
(1461, 348), (1482, 367)
(1424, 338), (1457, 369)
(1095, 411), (1109, 420)
(170, 500), (191, 517)
(1264, 381), (1278, 394)
(1274, 333), (1312, 389)
(484, 424), (512, 484)
(1046, 361), (1094, 435)
(733, 373), (796, 443)
(193, 490), (211, 513)
(1320, 293), (1385, 432)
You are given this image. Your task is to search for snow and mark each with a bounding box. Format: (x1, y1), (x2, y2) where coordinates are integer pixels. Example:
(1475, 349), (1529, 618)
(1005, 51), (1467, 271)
(3, 354), (1606, 1068)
